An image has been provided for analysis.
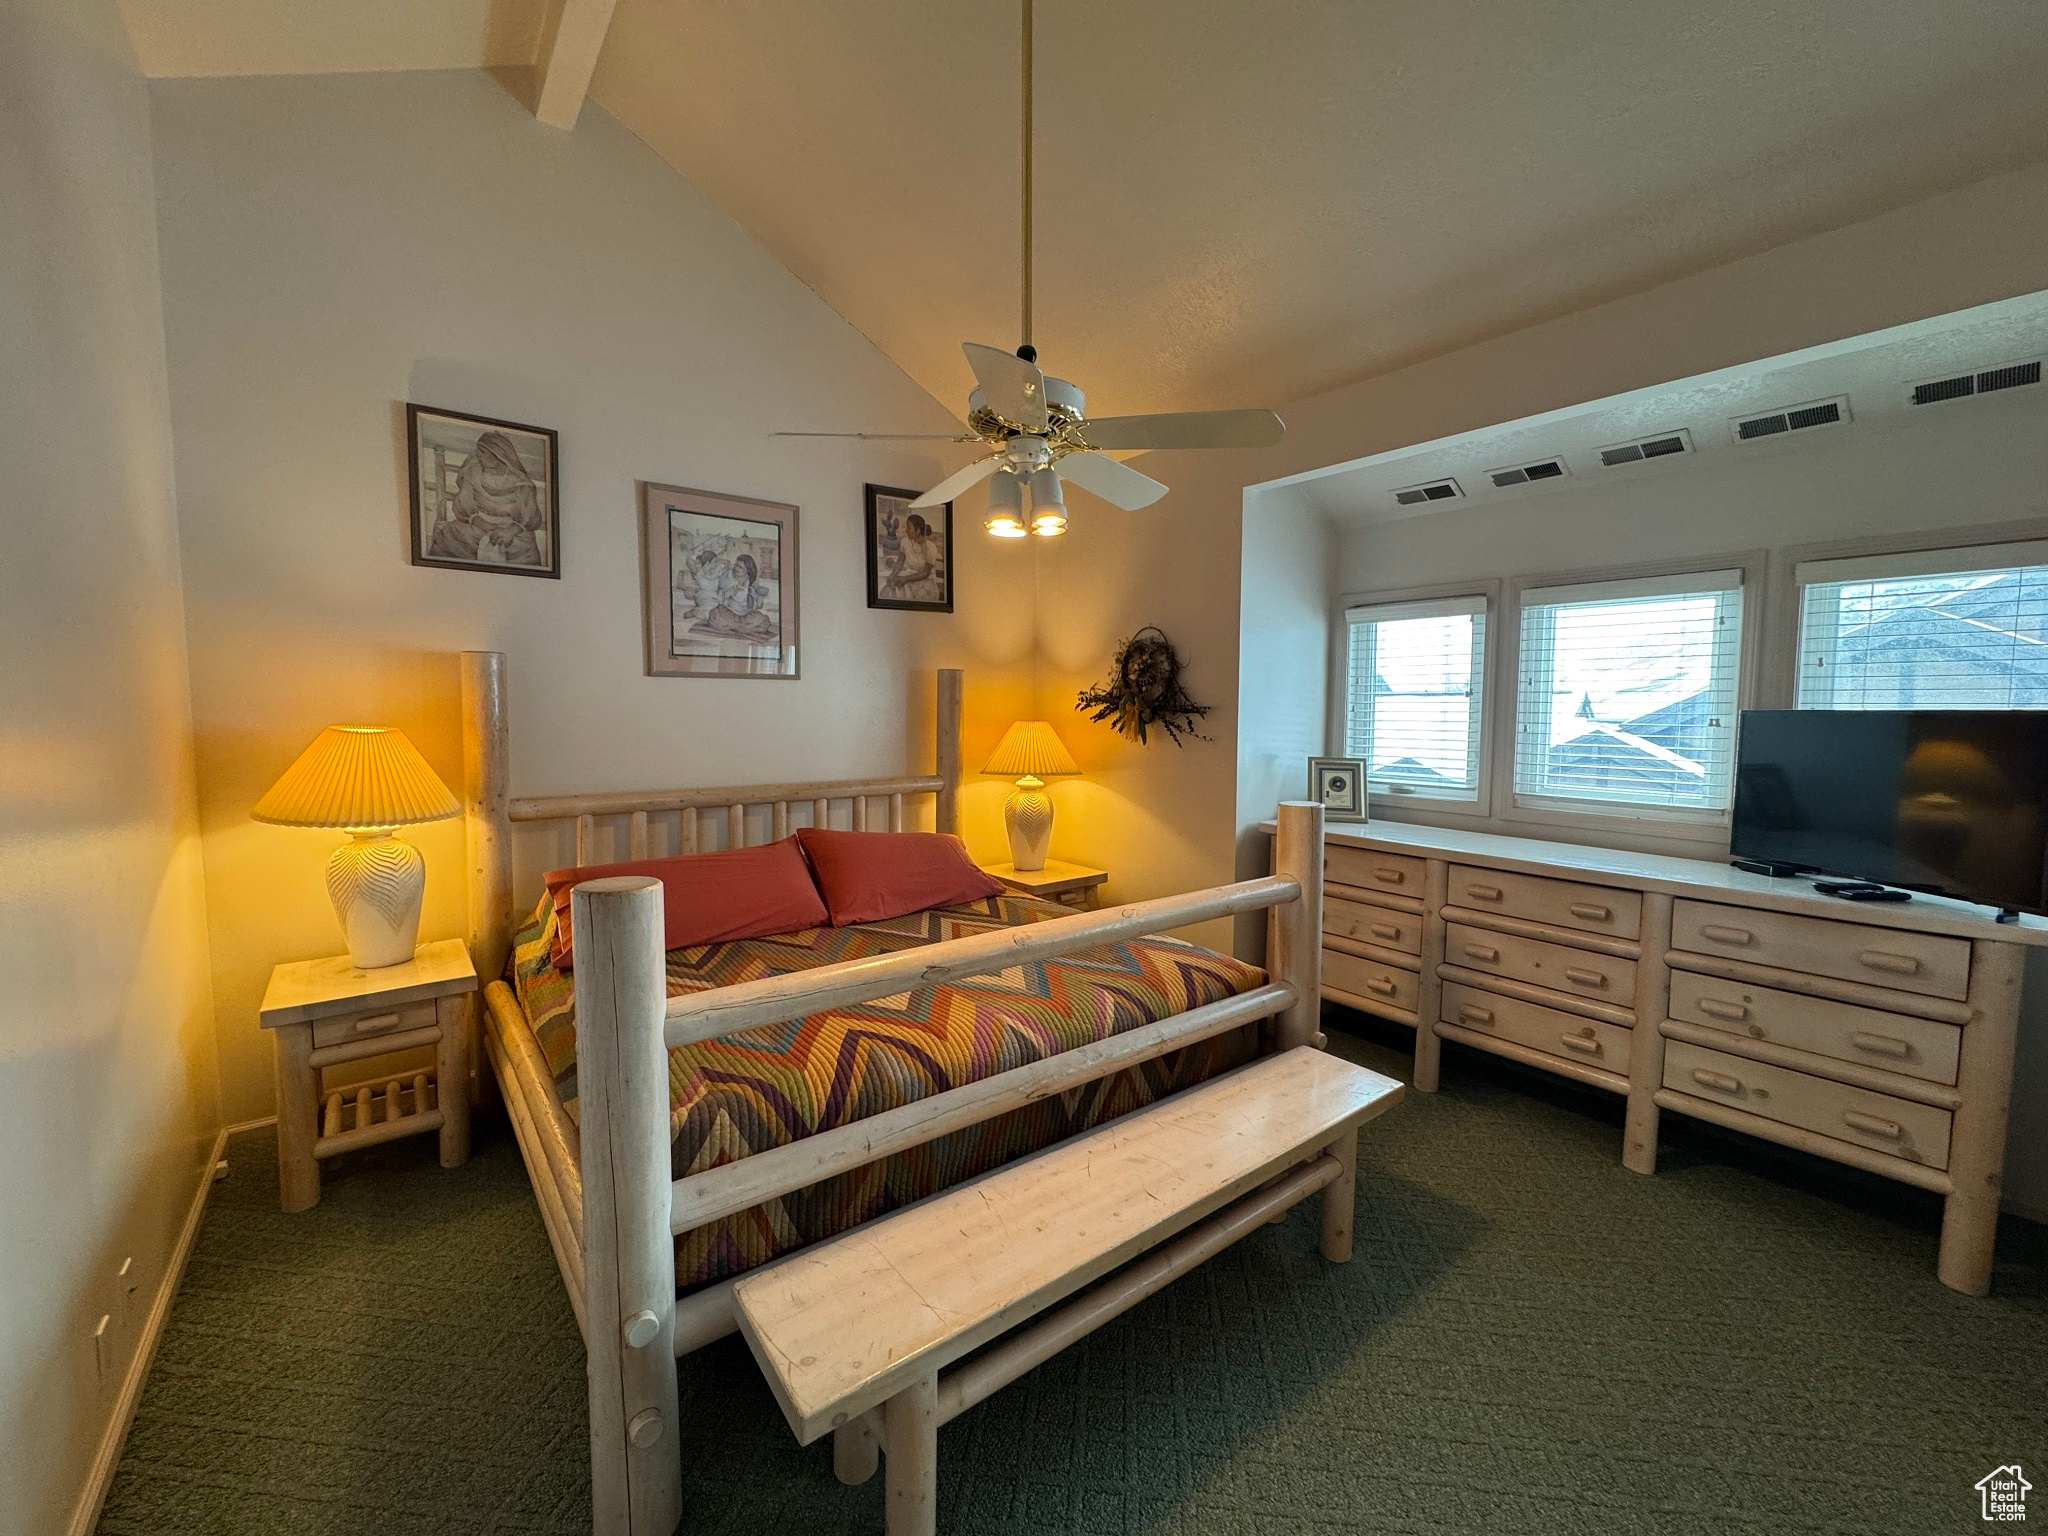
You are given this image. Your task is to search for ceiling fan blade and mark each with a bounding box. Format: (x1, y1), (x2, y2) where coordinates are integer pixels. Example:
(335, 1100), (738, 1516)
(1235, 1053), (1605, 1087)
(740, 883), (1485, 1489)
(1075, 408), (1285, 452)
(962, 341), (1048, 432)
(1056, 450), (1169, 511)
(773, 431), (975, 441)
(910, 456), (1001, 508)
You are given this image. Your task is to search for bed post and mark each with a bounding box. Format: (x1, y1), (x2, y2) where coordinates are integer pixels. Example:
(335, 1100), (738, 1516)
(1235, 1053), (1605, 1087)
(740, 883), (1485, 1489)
(573, 876), (683, 1536)
(1270, 801), (1324, 1052)
(461, 650), (514, 984)
(935, 667), (962, 836)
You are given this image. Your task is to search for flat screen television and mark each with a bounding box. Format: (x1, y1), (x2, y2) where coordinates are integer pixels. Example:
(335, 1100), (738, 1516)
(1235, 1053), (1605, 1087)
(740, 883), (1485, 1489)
(1732, 709), (2048, 917)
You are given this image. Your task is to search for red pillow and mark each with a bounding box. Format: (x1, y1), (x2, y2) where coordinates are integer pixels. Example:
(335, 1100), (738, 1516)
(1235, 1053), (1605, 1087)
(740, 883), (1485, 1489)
(795, 827), (1005, 926)
(542, 838), (827, 969)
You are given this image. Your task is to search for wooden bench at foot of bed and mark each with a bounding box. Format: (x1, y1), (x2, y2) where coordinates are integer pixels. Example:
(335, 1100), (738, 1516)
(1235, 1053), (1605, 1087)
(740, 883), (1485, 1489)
(732, 1045), (1405, 1536)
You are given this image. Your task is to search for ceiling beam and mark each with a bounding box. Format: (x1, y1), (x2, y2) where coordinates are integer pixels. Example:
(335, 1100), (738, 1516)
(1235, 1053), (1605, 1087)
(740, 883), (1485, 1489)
(533, 0), (620, 130)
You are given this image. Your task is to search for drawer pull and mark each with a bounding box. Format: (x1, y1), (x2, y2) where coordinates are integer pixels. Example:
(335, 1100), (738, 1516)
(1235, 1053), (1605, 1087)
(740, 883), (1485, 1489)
(1462, 943), (1501, 963)
(1465, 883), (1504, 902)
(1690, 1067), (1744, 1094)
(1567, 901), (1612, 922)
(1559, 1030), (1602, 1055)
(1857, 949), (1922, 976)
(1850, 1030), (1912, 1059)
(1363, 977), (1397, 997)
(1458, 1004), (1495, 1025)
(1372, 867), (1408, 885)
(353, 1012), (402, 1033)
(1699, 923), (1755, 946)
(1563, 967), (1608, 988)
(1842, 1110), (1905, 1140)
(1368, 923), (1401, 941)
(1695, 997), (1749, 1022)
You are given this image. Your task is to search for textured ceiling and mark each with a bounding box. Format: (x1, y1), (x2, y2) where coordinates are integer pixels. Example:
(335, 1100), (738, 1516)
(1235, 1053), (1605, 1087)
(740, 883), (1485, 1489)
(119, 0), (2048, 425)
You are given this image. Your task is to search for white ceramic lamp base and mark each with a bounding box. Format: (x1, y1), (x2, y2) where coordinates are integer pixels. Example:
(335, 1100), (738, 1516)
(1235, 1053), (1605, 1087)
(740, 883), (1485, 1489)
(1004, 778), (1054, 872)
(325, 830), (426, 968)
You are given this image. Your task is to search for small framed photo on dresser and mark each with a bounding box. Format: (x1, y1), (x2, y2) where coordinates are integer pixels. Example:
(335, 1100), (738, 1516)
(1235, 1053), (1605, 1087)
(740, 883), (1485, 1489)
(864, 484), (953, 612)
(1308, 757), (1368, 821)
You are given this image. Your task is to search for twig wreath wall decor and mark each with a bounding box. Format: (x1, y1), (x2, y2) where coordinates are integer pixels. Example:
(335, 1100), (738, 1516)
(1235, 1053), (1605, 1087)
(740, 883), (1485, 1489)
(1076, 627), (1212, 746)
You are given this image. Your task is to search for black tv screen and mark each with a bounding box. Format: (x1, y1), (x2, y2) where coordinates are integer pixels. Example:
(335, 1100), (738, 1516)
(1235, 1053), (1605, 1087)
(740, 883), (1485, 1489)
(1732, 710), (2048, 916)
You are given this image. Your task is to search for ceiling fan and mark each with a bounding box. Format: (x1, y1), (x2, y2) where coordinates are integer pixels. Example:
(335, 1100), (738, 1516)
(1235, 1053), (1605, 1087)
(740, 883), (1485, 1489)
(777, 0), (1285, 537)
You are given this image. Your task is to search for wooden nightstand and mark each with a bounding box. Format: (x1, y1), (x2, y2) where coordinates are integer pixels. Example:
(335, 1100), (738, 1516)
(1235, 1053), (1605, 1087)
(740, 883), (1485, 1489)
(258, 938), (477, 1212)
(982, 858), (1109, 910)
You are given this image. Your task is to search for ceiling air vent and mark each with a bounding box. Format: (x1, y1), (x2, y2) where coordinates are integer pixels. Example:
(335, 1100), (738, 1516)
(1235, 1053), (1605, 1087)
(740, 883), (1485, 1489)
(1597, 428), (1694, 467)
(1488, 457), (1568, 489)
(1731, 395), (1850, 444)
(1391, 477), (1463, 507)
(1909, 358), (2043, 406)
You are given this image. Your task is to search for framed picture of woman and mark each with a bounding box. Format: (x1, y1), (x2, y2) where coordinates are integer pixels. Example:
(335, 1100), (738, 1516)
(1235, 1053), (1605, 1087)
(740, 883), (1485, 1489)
(864, 484), (953, 613)
(640, 482), (800, 679)
(407, 404), (560, 578)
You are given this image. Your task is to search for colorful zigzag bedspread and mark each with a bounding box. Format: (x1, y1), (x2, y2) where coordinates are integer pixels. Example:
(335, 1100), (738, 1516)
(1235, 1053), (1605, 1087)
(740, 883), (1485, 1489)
(511, 891), (1265, 1290)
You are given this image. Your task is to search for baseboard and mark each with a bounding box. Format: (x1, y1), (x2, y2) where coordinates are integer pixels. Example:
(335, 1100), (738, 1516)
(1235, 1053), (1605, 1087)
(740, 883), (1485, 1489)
(65, 1124), (230, 1536)
(220, 1113), (277, 1137)
(2003, 1195), (2048, 1226)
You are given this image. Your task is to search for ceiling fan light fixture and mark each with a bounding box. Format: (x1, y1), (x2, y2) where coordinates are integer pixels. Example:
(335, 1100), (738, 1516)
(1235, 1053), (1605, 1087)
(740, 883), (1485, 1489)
(1026, 466), (1066, 535)
(985, 466), (1028, 538)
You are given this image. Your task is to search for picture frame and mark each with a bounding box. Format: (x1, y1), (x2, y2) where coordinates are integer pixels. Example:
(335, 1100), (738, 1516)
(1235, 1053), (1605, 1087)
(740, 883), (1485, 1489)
(864, 484), (954, 612)
(641, 482), (800, 679)
(1308, 757), (1368, 821)
(407, 404), (560, 578)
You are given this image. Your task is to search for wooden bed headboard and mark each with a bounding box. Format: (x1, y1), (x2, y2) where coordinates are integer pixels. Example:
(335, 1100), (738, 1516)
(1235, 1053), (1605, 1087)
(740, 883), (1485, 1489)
(458, 650), (963, 982)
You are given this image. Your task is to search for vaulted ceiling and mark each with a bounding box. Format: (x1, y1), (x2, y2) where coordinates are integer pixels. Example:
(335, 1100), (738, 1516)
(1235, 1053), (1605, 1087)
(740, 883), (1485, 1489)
(121, 0), (2048, 422)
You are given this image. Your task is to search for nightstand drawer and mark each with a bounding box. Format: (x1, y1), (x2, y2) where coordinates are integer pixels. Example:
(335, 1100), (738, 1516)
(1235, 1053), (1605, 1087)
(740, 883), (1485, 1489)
(311, 1001), (441, 1050)
(1440, 982), (1632, 1076)
(1672, 900), (1970, 1001)
(1664, 1039), (1952, 1169)
(1322, 948), (1419, 1014)
(1667, 971), (1961, 1085)
(1324, 846), (1425, 897)
(1445, 923), (1637, 1007)
(1324, 899), (1422, 955)
(1447, 864), (1641, 940)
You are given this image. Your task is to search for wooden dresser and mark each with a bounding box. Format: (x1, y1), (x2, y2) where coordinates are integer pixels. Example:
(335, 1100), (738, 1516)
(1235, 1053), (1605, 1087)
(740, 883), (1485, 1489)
(1276, 818), (2047, 1295)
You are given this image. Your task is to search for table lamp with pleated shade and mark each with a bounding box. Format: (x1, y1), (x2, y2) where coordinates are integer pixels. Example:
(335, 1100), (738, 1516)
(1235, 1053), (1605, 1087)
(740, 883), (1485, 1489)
(253, 726), (462, 968)
(982, 720), (1080, 872)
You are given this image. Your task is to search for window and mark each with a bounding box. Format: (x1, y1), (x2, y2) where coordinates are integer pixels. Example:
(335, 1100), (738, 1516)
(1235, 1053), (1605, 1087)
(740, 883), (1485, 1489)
(1513, 571), (1744, 816)
(1796, 540), (2048, 709)
(1344, 595), (1487, 802)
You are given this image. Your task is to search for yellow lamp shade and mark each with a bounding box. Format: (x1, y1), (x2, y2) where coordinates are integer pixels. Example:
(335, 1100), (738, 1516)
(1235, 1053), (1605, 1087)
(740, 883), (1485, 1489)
(982, 720), (1080, 780)
(252, 725), (461, 830)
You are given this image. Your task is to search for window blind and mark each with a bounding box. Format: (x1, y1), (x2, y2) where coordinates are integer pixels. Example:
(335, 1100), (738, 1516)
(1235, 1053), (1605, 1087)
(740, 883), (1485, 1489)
(1796, 543), (2048, 710)
(1344, 594), (1486, 801)
(1514, 571), (1743, 815)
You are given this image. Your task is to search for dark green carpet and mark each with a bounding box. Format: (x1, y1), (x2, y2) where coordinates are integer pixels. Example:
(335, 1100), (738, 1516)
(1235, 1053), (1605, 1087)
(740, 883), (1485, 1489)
(98, 1018), (2048, 1535)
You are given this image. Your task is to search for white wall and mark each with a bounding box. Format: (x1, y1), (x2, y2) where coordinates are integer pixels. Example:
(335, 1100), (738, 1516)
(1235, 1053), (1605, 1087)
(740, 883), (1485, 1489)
(0, 0), (222, 1530)
(148, 68), (1038, 1126)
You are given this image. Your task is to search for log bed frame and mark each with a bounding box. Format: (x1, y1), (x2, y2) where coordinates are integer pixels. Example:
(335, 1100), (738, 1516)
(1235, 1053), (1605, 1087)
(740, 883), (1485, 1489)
(458, 651), (1327, 1534)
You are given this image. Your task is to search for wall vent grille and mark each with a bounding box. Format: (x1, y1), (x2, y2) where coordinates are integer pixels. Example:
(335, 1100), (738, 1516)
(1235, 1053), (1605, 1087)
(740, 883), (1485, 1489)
(1488, 457), (1568, 489)
(1597, 428), (1693, 467)
(1391, 477), (1463, 507)
(1731, 395), (1851, 444)
(1907, 358), (2042, 407)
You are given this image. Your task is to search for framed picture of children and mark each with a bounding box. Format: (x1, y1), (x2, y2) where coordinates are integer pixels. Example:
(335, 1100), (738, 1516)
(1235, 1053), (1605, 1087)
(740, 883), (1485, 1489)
(407, 404), (560, 578)
(863, 484), (953, 613)
(640, 482), (800, 679)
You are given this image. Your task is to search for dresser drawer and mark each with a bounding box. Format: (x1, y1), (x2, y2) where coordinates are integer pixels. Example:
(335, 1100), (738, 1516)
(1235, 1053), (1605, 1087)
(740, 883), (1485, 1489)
(1663, 1039), (1952, 1168)
(1323, 947), (1419, 1013)
(1324, 845), (1426, 898)
(1447, 864), (1642, 940)
(311, 1001), (441, 1050)
(1671, 900), (1971, 1002)
(1445, 923), (1637, 1007)
(1324, 899), (1423, 955)
(1441, 982), (1632, 1076)
(1667, 971), (1961, 1086)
